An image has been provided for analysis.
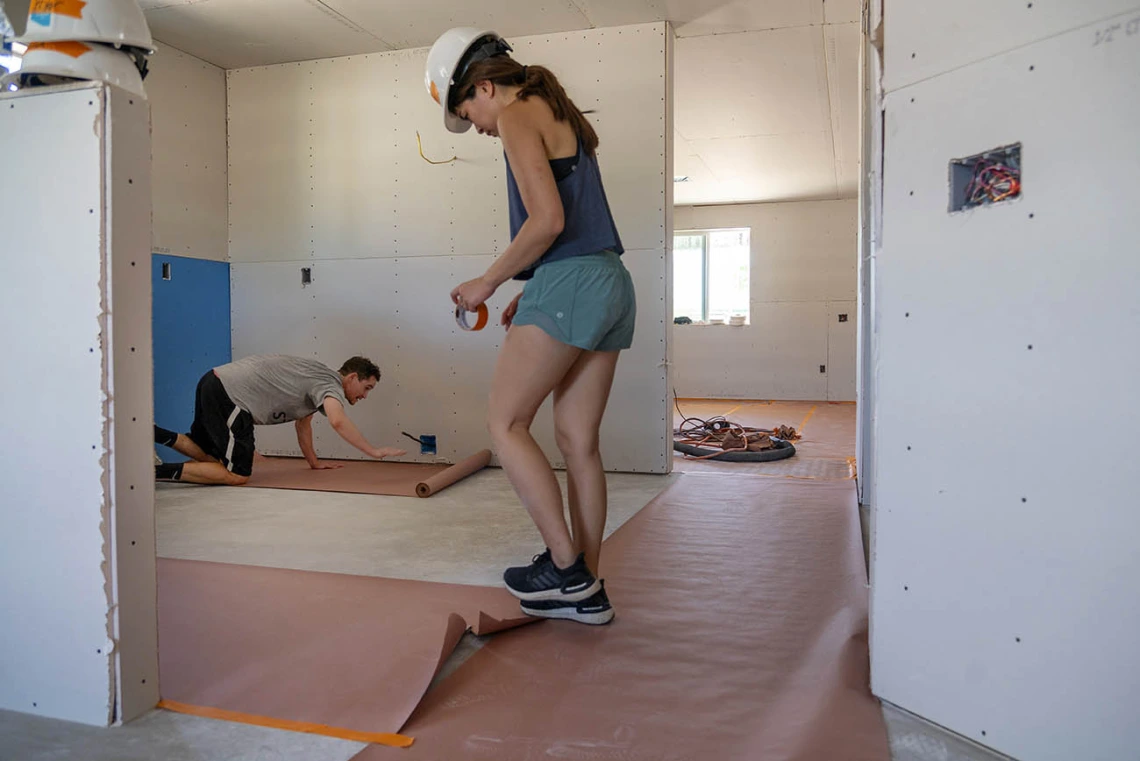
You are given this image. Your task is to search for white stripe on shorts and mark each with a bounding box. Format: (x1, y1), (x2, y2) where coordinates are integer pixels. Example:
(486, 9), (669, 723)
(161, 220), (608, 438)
(224, 406), (241, 472)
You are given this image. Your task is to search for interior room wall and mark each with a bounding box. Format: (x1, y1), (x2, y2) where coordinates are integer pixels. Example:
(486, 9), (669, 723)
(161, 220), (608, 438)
(869, 3), (1140, 759)
(672, 199), (857, 401)
(0, 82), (157, 727)
(149, 42), (228, 263)
(147, 43), (232, 456)
(225, 23), (673, 473)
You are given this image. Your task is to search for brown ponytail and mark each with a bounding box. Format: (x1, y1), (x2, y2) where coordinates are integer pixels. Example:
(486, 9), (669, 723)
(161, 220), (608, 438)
(452, 56), (599, 156)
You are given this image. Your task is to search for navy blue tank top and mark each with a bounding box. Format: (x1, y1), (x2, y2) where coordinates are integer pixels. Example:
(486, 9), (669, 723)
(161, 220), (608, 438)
(504, 138), (624, 280)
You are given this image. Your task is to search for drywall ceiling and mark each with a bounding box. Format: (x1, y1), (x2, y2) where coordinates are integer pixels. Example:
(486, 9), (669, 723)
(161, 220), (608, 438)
(128, 0), (861, 205)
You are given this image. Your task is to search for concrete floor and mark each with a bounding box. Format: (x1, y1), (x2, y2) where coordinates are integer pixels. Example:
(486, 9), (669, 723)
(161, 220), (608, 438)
(0, 401), (1012, 761)
(155, 468), (674, 587)
(0, 707), (366, 761)
(882, 703), (1016, 761)
(0, 701), (1012, 761)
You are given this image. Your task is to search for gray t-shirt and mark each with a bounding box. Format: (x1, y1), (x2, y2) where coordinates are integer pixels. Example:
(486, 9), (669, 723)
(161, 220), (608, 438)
(214, 355), (348, 426)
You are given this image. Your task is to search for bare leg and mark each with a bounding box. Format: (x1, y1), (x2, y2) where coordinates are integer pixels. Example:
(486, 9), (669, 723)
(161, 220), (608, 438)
(174, 461), (249, 486)
(487, 324), (582, 569)
(554, 350), (620, 576)
(169, 433), (219, 463)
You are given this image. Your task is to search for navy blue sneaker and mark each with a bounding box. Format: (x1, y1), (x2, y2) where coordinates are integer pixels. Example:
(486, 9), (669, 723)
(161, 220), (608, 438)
(520, 582), (614, 625)
(503, 549), (601, 602)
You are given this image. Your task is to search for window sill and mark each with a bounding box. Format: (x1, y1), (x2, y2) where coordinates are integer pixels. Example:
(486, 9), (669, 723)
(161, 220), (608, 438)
(674, 322), (751, 327)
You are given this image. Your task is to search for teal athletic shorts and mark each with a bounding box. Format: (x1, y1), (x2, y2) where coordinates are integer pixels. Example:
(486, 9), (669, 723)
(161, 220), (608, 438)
(512, 250), (637, 352)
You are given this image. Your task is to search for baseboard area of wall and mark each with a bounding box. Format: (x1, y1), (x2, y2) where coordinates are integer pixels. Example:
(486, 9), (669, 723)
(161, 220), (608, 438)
(859, 503), (871, 576)
(880, 701), (1018, 761)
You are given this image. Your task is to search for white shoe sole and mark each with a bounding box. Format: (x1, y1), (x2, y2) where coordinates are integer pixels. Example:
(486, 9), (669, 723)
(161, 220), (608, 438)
(521, 602), (615, 626)
(506, 577), (601, 603)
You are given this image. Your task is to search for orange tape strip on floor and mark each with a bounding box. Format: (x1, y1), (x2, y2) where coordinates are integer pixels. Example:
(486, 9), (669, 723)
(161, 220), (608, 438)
(674, 397), (773, 404)
(798, 404), (818, 435)
(158, 700), (415, 748)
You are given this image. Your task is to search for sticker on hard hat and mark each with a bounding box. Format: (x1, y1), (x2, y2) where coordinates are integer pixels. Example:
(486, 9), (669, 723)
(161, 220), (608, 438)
(29, 0), (87, 25)
(27, 40), (91, 58)
(455, 303), (489, 331)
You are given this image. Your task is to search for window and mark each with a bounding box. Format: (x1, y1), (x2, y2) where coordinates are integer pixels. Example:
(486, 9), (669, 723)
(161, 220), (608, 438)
(673, 228), (750, 324)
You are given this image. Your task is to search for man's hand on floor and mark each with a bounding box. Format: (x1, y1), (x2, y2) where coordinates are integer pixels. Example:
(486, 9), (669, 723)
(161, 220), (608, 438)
(310, 460), (345, 470)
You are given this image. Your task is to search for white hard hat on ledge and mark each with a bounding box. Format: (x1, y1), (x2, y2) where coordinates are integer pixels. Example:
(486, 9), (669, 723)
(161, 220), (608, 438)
(19, 0), (153, 52)
(2, 39), (147, 98)
(3, 0), (153, 98)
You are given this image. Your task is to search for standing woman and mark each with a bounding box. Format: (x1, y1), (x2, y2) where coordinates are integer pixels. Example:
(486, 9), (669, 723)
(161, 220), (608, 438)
(426, 29), (635, 625)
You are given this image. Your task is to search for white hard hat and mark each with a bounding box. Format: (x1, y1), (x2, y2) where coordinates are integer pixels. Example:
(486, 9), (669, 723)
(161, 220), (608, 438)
(425, 27), (512, 134)
(3, 40), (147, 98)
(20, 0), (153, 52)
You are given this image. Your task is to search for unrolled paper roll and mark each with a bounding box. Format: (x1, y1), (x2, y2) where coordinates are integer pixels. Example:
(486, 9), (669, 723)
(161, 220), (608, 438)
(415, 448), (492, 497)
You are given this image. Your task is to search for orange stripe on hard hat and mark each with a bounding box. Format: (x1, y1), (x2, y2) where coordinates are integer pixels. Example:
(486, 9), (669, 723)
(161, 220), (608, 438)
(430, 80), (441, 105)
(26, 40), (92, 58)
(29, 0), (87, 20)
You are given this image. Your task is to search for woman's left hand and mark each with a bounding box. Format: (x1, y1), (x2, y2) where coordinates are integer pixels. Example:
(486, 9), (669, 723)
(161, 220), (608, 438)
(451, 276), (497, 312)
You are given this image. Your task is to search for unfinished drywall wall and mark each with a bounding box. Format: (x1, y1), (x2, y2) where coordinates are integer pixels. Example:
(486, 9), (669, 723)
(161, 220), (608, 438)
(148, 42), (227, 261)
(673, 18), (861, 206)
(0, 82), (157, 727)
(147, 43), (231, 458)
(884, 0), (1140, 92)
(0, 83), (112, 727)
(672, 200), (857, 400)
(105, 86), (161, 724)
(856, 1), (883, 515)
(870, 4), (1140, 760)
(227, 23), (672, 473)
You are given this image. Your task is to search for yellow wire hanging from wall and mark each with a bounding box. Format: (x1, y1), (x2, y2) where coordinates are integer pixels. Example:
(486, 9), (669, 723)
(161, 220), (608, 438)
(416, 131), (457, 165)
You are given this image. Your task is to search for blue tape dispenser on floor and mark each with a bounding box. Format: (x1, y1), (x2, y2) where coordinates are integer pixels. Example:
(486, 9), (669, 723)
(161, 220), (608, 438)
(402, 432), (437, 455)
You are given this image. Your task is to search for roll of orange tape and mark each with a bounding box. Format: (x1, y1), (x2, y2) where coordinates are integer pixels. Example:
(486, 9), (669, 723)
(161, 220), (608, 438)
(455, 303), (489, 331)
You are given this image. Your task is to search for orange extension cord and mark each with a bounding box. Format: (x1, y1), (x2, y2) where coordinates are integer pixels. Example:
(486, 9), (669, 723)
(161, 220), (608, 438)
(674, 405), (800, 460)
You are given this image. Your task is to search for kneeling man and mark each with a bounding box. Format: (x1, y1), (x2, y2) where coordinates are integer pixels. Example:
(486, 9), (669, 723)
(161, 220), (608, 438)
(154, 355), (405, 485)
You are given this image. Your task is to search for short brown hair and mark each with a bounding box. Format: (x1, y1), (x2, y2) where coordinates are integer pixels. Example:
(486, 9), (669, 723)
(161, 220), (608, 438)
(339, 356), (380, 382)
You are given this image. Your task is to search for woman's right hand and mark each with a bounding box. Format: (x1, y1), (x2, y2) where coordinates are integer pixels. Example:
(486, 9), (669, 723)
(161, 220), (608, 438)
(502, 292), (523, 328)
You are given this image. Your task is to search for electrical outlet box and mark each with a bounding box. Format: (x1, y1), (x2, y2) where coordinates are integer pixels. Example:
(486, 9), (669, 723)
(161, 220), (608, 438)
(950, 143), (1021, 212)
(419, 434), (436, 455)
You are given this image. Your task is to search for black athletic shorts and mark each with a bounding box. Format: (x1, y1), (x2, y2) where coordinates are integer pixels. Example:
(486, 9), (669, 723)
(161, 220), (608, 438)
(188, 370), (255, 478)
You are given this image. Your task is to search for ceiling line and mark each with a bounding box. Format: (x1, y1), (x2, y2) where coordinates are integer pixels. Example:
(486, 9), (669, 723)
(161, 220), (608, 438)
(307, 0), (397, 48)
(676, 20), (859, 40)
(143, 0), (213, 13)
(564, 0), (597, 29)
(152, 38), (225, 67)
(821, 24), (841, 199)
(686, 131), (834, 142)
(683, 192), (852, 209)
